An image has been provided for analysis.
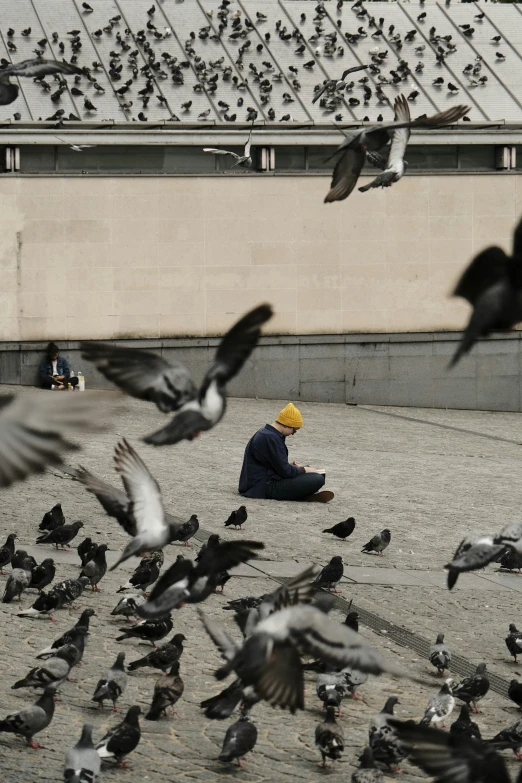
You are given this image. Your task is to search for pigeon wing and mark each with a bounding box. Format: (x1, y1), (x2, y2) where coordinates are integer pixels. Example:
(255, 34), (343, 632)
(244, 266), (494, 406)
(76, 466), (134, 535)
(324, 147), (366, 202)
(341, 64), (369, 80)
(387, 94), (411, 168)
(256, 644), (304, 712)
(199, 609), (238, 662)
(244, 123), (254, 157)
(146, 558), (193, 602)
(144, 407), (212, 446)
(196, 540), (265, 577)
(4, 59), (83, 78)
(453, 247), (510, 305)
(512, 215), (522, 259)
(113, 439), (166, 540)
(365, 150), (388, 170)
(203, 148), (241, 159)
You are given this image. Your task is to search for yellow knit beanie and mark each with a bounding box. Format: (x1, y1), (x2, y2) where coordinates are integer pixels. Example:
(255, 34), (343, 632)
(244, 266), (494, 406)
(276, 402), (303, 429)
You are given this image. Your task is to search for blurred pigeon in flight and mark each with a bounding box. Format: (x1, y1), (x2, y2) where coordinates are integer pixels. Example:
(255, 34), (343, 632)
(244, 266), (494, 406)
(204, 123), (254, 168)
(0, 59), (83, 105)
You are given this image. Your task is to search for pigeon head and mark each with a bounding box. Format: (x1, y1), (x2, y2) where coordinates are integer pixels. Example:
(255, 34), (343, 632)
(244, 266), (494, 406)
(41, 558), (55, 567)
(383, 696), (400, 713)
(330, 556), (343, 564)
(476, 662), (487, 674)
(125, 705), (142, 724)
(97, 544), (109, 552)
(442, 680), (453, 693)
(7, 533), (17, 541)
(382, 529), (391, 536)
(80, 608), (96, 619)
(78, 723), (94, 746)
(435, 633), (445, 644)
(172, 633), (186, 644)
(74, 522), (84, 529)
(115, 652), (126, 667)
(208, 534), (220, 546)
(510, 624), (520, 633)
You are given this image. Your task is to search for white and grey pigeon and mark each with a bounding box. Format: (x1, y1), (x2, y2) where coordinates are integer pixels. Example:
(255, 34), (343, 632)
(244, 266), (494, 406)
(92, 653), (128, 712)
(200, 600), (427, 713)
(429, 633), (451, 676)
(2, 557), (33, 603)
(369, 696), (400, 746)
(324, 97), (469, 202)
(64, 723), (101, 783)
(359, 95), (411, 192)
(421, 681), (455, 727)
(0, 59), (83, 105)
(77, 439), (177, 570)
(203, 123), (254, 167)
(445, 533), (505, 590)
(0, 682), (58, 748)
(110, 595), (145, 622)
(80, 304), (273, 446)
(12, 644), (78, 691)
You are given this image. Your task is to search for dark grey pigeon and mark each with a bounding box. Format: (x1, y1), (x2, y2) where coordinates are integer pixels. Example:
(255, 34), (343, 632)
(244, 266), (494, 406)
(111, 595), (145, 621)
(92, 653), (127, 711)
(218, 713), (258, 765)
(508, 679), (522, 711)
(2, 557), (33, 602)
(453, 663), (489, 713)
(64, 723), (101, 782)
(0, 682), (58, 747)
(362, 529), (391, 556)
(29, 558), (55, 591)
(323, 517), (356, 540)
(128, 633), (185, 673)
(314, 556), (344, 592)
(0, 533), (17, 573)
(77, 536), (96, 567)
(173, 514), (199, 546)
(96, 705), (141, 767)
(37, 608), (95, 657)
(224, 506), (248, 530)
(117, 616), (173, 647)
(315, 705), (344, 767)
(39, 503), (65, 532)
(36, 521), (84, 549)
(450, 704), (481, 741)
(12, 644), (78, 690)
(80, 544), (108, 590)
(145, 660), (184, 720)
(352, 746), (384, 782)
(17, 588), (64, 620)
(429, 633), (451, 676)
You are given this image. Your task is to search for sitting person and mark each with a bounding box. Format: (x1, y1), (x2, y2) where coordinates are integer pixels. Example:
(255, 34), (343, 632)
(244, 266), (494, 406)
(39, 342), (78, 390)
(238, 403), (334, 503)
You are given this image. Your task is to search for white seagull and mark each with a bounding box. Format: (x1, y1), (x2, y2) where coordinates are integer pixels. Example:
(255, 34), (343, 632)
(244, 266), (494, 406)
(203, 124), (254, 168)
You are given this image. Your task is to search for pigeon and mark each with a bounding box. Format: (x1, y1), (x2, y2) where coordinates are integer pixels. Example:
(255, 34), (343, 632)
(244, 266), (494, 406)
(506, 623), (522, 663)
(29, 558), (55, 592)
(36, 521), (84, 549)
(92, 653), (127, 711)
(491, 717), (522, 760)
(0, 682), (58, 748)
(128, 633), (185, 673)
(77, 537), (96, 567)
(362, 529), (391, 556)
(196, 534), (220, 562)
(359, 96), (411, 193)
(200, 680), (260, 720)
(316, 705), (344, 767)
(453, 663), (489, 713)
(317, 671), (348, 713)
(218, 713), (258, 766)
(138, 540), (264, 618)
(39, 503), (65, 532)
(12, 550), (36, 570)
(450, 216), (522, 366)
(429, 633), (451, 676)
(37, 608), (95, 657)
(450, 704), (482, 741)
(201, 600), (426, 713)
(64, 723), (101, 783)
(111, 595), (145, 622)
(352, 747), (384, 783)
(12, 644), (78, 690)
(421, 681), (455, 727)
(369, 696), (400, 746)
(324, 99), (469, 202)
(369, 699), (413, 773)
(445, 534), (504, 589)
(0, 533), (17, 573)
(79, 544), (108, 590)
(145, 661), (184, 720)
(54, 576), (90, 606)
(312, 64), (368, 104)
(117, 615), (173, 647)
(509, 679), (522, 711)
(96, 705), (141, 768)
(17, 588), (64, 621)
(0, 59), (83, 105)
(77, 440), (179, 569)
(314, 556), (344, 592)
(498, 548), (522, 573)
(81, 304), (273, 446)
(173, 514), (199, 547)
(117, 552), (162, 593)
(2, 558), (33, 602)
(224, 506), (248, 530)
(323, 518), (356, 540)
(204, 123), (254, 168)
(390, 720), (511, 783)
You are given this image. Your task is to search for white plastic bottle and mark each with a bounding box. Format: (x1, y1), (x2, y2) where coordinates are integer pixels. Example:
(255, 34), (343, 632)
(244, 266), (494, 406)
(78, 371), (85, 391)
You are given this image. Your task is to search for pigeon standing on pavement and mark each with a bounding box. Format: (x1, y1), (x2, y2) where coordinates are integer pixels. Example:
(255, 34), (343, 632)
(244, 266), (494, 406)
(117, 552), (162, 593)
(224, 506), (248, 530)
(36, 521), (84, 550)
(111, 595), (145, 622)
(362, 530), (391, 556)
(117, 616), (173, 647)
(12, 644), (78, 690)
(128, 633), (185, 673)
(453, 663), (490, 713)
(80, 544), (108, 591)
(37, 609), (95, 657)
(506, 623), (522, 663)
(508, 679), (522, 711)
(421, 681), (455, 727)
(173, 514), (199, 547)
(17, 588), (64, 621)
(316, 705), (344, 767)
(429, 633), (451, 676)
(2, 557), (33, 603)
(39, 503), (65, 532)
(29, 558), (55, 592)
(0, 682), (58, 748)
(145, 661), (184, 720)
(352, 746), (383, 782)
(92, 653), (128, 711)
(81, 304), (273, 446)
(96, 705), (141, 768)
(323, 518), (356, 540)
(64, 723), (101, 782)
(0, 532), (17, 573)
(77, 537), (97, 567)
(314, 556), (344, 592)
(218, 712), (258, 766)
(450, 704), (482, 741)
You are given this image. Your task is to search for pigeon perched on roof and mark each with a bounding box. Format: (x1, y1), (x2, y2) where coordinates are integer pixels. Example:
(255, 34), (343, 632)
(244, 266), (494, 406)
(77, 440), (179, 570)
(39, 503), (65, 532)
(450, 704), (482, 741)
(111, 595), (145, 622)
(203, 123), (254, 168)
(352, 746), (383, 783)
(224, 506), (248, 530)
(92, 653), (127, 712)
(117, 615), (173, 647)
(509, 679), (522, 711)
(12, 643), (78, 690)
(64, 723), (101, 783)
(323, 517), (356, 540)
(36, 521), (84, 550)
(362, 529), (391, 556)
(453, 663), (489, 713)
(390, 720), (511, 783)
(0, 59), (83, 105)
(0, 533), (17, 573)
(173, 514), (199, 547)
(421, 681), (455, 727)
(2, 558), (33, 603)
(324, 98), (469, 202)
(450, 216), (522, 366)
(37, 608), (95, 657)
(79, 544), (108, 590)
(29, 558), (55, 592)
(316, 705), (344, 767)
(145, 661), (184, 720)
(138, 540), (264, 618)
(0, 682), (58, 748)
(429, 633), (451, 676)
(128, 632), (185, 673)
(314, 556), (344, 592)
(96, 705), (141, 768)
(81, 304), (273, 446)
(218, 712), (258, 766)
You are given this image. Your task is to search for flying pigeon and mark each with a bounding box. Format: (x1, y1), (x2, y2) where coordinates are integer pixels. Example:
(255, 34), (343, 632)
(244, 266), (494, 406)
(322, 517), (355, 540)
(96, 705), (141, 768)
(80, 304), (273, 446)
(445, 534), (504, 589)
(0, 682), (58, 748)
(324, 98), (469, 202)
(0, 59), (83, 105)
(218, 713), (257, 766)
(450, 215), (522, 366)
(203, 123), (254, 168)
(145, 661), (184, 720)
(359, 96), (411, 192)
(200, 680), (260, 721)
(429, 633), (451, 676)
(312, 64), (368, 104)
(92, 653), (127, 711)
(64, 723), (101, 783)
(316, 705), (344, 767)
(362, 529), (391, 556)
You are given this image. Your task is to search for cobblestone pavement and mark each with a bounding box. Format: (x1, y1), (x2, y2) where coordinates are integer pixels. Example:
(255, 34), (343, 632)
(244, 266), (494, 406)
(1, 386), (522, 782)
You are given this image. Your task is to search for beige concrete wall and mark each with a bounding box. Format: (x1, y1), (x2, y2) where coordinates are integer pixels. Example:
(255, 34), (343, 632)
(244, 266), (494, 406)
(0, 173), (517, 341)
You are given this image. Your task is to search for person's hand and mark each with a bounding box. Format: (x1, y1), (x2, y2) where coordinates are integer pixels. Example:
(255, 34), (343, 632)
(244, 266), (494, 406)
(304, 467), (322, 474)
(291, 460), (301, 467)
(55, 375), (64, 381)
(57, 384), (65, 390)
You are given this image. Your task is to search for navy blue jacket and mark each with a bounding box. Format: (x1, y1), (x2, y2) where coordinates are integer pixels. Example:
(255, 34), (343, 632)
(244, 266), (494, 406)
(39, 356), (71, 381)
(238, 424), (305, 499)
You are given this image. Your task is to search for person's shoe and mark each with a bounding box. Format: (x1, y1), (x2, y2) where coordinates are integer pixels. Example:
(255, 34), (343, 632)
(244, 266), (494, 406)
(302, 491), (334, 503)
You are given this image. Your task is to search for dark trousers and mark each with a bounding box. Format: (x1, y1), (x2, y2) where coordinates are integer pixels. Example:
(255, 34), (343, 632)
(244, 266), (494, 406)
(265, 472), (325, 501)
(41, 376), (78, 390)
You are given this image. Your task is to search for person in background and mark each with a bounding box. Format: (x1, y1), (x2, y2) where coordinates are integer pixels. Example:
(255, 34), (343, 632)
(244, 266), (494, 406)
(39, 342), (78, 390)
(238, 402), (334, 503)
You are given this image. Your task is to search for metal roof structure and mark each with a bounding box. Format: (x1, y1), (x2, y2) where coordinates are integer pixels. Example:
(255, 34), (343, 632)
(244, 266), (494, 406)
(0, 0), (521, 142)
